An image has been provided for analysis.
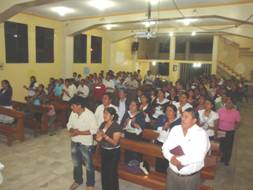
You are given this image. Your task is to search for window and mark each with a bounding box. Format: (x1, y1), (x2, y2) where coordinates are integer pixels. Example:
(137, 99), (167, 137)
(73, 34), (87, 63)
(4, 21), (28, 63)
(36, 26), (54, 63)
(150, 62), (169, 76)
(159, 41), (170, 53)
(137, 37), (170, 60)
(190, 42), (213, 54)
(91, 36), (102, 63)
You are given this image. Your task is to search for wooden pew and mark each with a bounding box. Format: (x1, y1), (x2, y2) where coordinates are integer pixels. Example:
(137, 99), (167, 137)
(93, 138), (215, 190)
(142, 129), (220, 158)
(51, 101), (68, 128)
(12, 101), (49, 135)
(0, 107), (25, 146)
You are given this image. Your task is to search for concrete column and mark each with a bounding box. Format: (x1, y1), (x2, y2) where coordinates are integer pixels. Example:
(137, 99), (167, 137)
(185, 40), (191, 60)
(212, 35), (219, 75)
(169, 35), (179, 83)
(63, 36), (73, 78)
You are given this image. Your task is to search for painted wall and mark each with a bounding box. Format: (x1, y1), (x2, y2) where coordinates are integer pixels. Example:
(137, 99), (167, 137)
(0, 13), (64, 101)
(110, 37), (135, 72)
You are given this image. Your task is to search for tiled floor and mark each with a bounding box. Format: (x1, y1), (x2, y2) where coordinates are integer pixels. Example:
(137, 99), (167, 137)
(0, 99), (253, 190)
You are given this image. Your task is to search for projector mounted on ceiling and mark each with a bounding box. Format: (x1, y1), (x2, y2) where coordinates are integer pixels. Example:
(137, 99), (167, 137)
(135, 31), (156, 39)
(135, 0), (157, 39)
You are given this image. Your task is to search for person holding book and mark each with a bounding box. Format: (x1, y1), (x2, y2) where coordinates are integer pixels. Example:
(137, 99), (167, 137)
(162, 108), (210, 190)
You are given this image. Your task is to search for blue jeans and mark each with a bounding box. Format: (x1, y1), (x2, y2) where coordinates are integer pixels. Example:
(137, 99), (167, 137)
(71, 142), (95, 186)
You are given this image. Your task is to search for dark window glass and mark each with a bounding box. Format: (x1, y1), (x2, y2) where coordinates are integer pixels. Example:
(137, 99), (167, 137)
(190, 42), (213, 54)
(4, 21), (28, 63)
(150, 62), (169, 76)
(176, 41), (186, 53)
(36, 26), (54, 63)
(159, 41), (170, 53)
(158, 62), (169, 76)
(91, 36), (102, 63)
(73, 34), (87, 63)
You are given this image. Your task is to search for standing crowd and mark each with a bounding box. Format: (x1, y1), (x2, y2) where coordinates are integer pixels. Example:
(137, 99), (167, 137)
(0, 69), (246, 190)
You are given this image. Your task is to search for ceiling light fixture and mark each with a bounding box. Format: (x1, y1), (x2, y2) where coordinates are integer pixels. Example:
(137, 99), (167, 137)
(191, 31), (196, 36)
(50, 6), (75, 17)
(87, 0), (115, 11)
(149, 0), (159, 5)
(193, 62), (201, 68)
(177, 18), (198, 26)
(142, 20), (156, 28)
(104, 24), (117, 30)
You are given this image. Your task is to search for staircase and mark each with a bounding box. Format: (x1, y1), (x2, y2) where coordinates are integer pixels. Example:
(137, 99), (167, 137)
(218, 36), (253, 80)
(217, 61), (242, 79)
(239, 48), (253, 57)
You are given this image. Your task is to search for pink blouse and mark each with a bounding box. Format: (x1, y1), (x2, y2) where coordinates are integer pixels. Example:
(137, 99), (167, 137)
(218, 107), (240, 131)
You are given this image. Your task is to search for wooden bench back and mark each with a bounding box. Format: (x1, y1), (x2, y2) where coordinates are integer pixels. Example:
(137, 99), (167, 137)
(119, 138), (163, 172)
(142, 129), (220, 157)
(12, 101), (49, 134)
(0, 106), (25, 144)
(142, 129), (159, 141)
(12, 101), (49, 113)
(0, 106), (24, 118)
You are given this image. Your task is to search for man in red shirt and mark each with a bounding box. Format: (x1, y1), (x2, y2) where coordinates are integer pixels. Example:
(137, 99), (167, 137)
(93, 78), (106, 104)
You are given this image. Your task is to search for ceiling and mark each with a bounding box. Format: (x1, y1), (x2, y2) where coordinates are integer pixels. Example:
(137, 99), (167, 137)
(24, 0), (253, 21)
(97, 17), (238, 31)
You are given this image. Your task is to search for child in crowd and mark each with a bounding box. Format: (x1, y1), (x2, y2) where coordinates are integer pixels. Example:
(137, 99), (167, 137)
(42, 100), (56, 136)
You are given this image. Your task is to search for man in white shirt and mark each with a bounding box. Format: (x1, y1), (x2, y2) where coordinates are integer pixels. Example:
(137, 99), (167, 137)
(77, 79), (89, 98)
(95, 93), (118, 127)
(103, 75), (115, 93)
(144, 70), (153, 85)
(162, 108), (210, 190)
(62, 79), (77, 102)
(67, 96), (99, 190)
(123, 75), (139, 90)
(115, 89), (129, 124)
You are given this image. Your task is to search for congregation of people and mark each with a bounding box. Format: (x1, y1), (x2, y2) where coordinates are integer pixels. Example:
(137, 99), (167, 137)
(0, 69), (246, 190)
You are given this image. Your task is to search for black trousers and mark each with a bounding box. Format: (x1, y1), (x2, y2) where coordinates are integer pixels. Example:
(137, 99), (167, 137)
(220, 131), (235, 164)
(155, 140), (168, 173)
(124, 132), (142, 163)
(101, 148), (120, 190)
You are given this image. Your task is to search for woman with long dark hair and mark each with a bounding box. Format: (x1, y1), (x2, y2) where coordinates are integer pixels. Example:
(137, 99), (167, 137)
(0, 80), (14, 124)
(198, 99), (219, 141)
(0, 80), (12, 107)
(155, 104), (181, 173)
(121, 100), (146, 162)
(96, 107), (122, 190)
